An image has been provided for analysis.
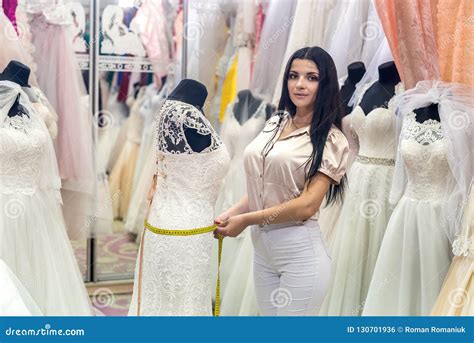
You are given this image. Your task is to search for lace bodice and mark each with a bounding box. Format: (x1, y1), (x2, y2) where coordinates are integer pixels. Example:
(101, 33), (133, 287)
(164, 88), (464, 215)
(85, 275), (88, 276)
(351, 106), (396, 160)
(151, 99), (230, 230)
(400, 112), (450, 200)
(156, 100), (224, 154)
(0, 120), (48, 195)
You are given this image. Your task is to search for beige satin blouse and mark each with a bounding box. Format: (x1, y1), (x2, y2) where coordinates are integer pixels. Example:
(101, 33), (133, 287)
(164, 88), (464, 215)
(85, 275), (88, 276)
(243, 113), (349, 226)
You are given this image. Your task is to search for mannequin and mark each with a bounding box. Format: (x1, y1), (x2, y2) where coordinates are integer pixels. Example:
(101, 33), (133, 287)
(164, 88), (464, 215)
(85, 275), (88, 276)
(167, 79), (211, 153)
(233, 90), (274, 123)
(359, 61), (401, 115)
(0, 60), (31, 118)
(340, 62), (366, 115)
(413, 103), (440, 123)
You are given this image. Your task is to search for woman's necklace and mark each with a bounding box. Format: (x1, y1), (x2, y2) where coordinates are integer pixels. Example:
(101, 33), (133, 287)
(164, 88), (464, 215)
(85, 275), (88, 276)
(291, 116), (309, 130)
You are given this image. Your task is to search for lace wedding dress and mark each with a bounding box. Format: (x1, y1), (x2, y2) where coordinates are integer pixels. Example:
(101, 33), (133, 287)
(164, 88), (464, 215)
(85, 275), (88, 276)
(0, 81), (92, 315)
(363, 112), (453, 315)
(128, 99), (230, 316)
(320, 86), (398, 316)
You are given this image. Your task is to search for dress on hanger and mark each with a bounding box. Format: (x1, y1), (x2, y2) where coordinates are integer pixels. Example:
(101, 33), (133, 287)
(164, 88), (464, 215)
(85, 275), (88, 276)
(0, 11), (38, 87)
(320, 83), (399, 316)
(109, 88), (146, 220)
(431, 188), (473, 315)
(30, 12), (96, 239)
(128, 99), (230, 315)
(0, 81), (92, 315)
(363, 80), (473, 316)
(126, 84), (167, 236)
(250, 0), (297, 104)
(363, 112), (453, 315)
(213, 98), (266, 315)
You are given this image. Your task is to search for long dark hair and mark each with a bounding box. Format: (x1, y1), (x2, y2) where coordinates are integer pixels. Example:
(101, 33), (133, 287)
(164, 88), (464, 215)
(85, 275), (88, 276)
(267, 46), (345, 205)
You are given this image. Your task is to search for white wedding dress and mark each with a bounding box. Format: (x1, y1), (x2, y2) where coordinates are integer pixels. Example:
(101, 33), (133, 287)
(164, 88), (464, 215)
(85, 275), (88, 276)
(320, 92), (397, 316)
(0, 260), (42, 316)
(128, 99), (230, 316)
(0, 81), (92, 315)
(363, 111), (454, 316)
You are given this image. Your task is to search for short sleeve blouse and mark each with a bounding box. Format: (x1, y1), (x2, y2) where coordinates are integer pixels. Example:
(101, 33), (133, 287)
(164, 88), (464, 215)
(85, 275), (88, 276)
(243, 113), (349, 223)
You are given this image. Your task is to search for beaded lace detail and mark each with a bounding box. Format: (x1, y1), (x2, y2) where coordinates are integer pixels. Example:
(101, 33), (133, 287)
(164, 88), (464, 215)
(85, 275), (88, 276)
(156, 100), (223, 154)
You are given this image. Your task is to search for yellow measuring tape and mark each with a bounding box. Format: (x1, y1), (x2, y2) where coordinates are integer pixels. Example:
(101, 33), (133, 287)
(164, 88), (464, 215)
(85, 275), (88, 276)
(137, 221), (223, 316)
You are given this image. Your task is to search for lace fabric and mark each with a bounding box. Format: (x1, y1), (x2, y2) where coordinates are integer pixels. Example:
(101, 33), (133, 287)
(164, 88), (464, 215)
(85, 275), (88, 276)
(0, 81), (61, 197)
(129, 98), (230, 315)
(390, 80), (474, 243)
(399, 112), (450, 201)
(156, 99), (223, 154)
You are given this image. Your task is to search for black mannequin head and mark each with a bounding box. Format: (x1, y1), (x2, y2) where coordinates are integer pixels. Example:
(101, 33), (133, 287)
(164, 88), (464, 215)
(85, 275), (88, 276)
(346, 62), (366, 85)
(378, 61), (401, 84)
(0, 60), (31, 88)
(340, 62), (366, 115)
(237, 89), (253, 101)
(414, 103), (440, 123)
(358, 61), (401, 114)
(167, 79), (208, 111)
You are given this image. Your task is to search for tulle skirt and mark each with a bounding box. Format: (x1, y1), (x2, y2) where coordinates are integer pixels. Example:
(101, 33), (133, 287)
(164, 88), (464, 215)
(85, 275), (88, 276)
(0, 191), (93, 315)
(125, 147), (155, 236)
(320, 161), (394, 315)
(220, 232), (259, 316)
(0, 260), (42, 316)
(30, 15), (94, 185)
(213, 159), (249, 305)
(363, 196), (452, 316)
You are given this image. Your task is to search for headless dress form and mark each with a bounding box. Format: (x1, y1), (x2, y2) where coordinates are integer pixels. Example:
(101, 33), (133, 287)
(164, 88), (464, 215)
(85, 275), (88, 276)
(340, 62), (366, 115)
(1, 60), (31, 117)
(233, 90), (274, 124)
(413, 103), (440, 123)
(359, 61), (401, 115)
(167, 79), (211, 153)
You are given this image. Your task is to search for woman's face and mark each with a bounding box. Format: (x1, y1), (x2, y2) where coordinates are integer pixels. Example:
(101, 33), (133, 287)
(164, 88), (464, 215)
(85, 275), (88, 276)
(287, 58), (320, 111)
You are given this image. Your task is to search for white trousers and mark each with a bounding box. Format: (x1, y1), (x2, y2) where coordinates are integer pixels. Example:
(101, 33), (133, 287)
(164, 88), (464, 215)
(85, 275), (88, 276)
(251, 221), (331, 316)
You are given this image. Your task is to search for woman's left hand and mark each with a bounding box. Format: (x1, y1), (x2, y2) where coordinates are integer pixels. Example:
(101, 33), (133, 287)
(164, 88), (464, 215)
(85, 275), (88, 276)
(214, 215), (248, 238)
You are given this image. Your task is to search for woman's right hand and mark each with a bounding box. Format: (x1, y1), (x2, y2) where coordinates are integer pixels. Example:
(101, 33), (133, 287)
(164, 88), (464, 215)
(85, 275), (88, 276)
(213, 212), (230, 239)
(214, 211), (230, 226)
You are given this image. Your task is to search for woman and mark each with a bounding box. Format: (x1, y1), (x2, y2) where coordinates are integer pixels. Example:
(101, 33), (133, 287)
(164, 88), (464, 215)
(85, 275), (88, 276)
(215, 47), (349, 316)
